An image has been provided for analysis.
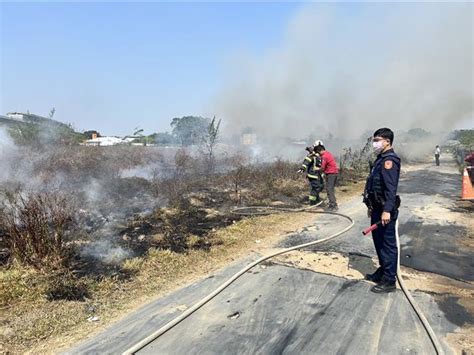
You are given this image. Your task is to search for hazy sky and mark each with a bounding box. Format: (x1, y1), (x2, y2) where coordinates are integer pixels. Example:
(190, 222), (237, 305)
(1, 2), (299, 135)
(1, 2), (472, 136)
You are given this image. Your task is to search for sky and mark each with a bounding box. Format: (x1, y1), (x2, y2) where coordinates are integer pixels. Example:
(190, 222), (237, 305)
(1, 2), (301, 135)
(1, 2), (473, 137)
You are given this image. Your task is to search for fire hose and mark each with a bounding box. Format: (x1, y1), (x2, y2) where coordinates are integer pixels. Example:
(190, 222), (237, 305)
(123, 204), (443, 355)
(363, 220), (444, 355)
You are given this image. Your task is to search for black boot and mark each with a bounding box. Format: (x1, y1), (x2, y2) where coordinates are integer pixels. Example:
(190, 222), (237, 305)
(371, 279), (396, 293)
(365, 268), (383, 283)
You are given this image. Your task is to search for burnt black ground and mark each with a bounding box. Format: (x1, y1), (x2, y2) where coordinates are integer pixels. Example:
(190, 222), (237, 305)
(396, 161), (473, 281)
(65, 156), (472, 355)
(398, 221), (472, 282)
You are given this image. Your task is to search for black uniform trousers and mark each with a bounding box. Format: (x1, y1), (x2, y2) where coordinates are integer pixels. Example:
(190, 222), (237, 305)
(370, 207), (398, 283)
(308, 177), (323, 203)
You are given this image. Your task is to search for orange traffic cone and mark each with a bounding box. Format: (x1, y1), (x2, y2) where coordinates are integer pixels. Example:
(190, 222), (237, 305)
(461, 168), (474, 200)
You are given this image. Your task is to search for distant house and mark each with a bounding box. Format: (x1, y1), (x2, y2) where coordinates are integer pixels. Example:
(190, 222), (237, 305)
(83, 136), (125, 146)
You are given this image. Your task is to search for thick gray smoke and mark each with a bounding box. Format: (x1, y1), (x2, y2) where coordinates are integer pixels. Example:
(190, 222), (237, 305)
(0, 128), (43, 189)
(216, 3), (473, 140)
(0, 129), (16, 183)
(0, 126), (158, 265)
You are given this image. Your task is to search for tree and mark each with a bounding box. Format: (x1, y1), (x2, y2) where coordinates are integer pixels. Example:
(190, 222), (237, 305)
(130, 127), (151, 145)
(406, 128), (431, 138)
(8, 124), (41, 146)
(133, 127), (144, 136)
(453, 129), (474, 148)
(170, 116), (210, 145)
(83, 130), (101, 139)
(153, 132), (176, 145)
(49, 107), (56, 119)
(201, 116), (221, 171)
(228, 154), (249, 204)
(7, 122), (83, 147)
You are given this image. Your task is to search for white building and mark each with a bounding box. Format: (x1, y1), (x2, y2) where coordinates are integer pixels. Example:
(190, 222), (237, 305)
(83, 136), (125, 146)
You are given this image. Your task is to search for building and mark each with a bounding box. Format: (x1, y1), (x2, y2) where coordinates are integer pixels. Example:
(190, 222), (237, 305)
(83, 136), (125, 146)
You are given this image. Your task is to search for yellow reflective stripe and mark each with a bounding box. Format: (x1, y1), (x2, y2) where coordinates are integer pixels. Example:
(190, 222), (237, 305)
(308, 195), (317, 201)
(301, 165), (307, 169)
(307, 173), (320, 179)
(304, 157), (312, 162)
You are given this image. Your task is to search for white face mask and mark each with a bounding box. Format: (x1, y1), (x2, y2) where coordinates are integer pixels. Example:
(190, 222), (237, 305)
(372, 140), (384, 153)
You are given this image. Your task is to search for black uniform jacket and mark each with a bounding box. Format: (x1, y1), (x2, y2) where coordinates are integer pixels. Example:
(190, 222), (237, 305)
(366, 148), (401, 212)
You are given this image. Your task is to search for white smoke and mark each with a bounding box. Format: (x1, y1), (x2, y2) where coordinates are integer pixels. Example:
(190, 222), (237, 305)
(215, 3), (473, 140)
(0, 128), (41, 188)
(80, 239), (132, 265)
(0, 128), (16, 183)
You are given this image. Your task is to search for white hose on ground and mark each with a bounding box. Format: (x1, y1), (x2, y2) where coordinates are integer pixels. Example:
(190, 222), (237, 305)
(122, 204), (353, 355)
(395, 219), (445, 355)
(122, 206), (444, 355)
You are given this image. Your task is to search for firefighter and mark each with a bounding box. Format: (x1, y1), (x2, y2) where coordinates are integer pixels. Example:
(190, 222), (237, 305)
(363, 128), (401, 293)
(313, 140), (339, 211)
(298, 145), (324, 205)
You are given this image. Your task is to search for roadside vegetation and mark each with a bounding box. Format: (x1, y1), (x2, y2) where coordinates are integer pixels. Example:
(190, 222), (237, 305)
(449, 129), (474, 170)
(452, 129), (474, 148)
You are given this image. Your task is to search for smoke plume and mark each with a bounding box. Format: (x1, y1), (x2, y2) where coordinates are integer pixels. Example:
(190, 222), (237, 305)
(215, 3), (473, 140)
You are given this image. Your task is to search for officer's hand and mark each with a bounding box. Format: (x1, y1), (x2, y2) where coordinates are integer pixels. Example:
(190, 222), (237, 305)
(297, 169), (304, 174)
(381, 211), (391, 225)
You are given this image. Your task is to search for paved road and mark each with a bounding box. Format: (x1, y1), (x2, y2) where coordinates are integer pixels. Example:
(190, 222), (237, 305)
(66, 157), (473, 355)
(301, 157), (473, 281)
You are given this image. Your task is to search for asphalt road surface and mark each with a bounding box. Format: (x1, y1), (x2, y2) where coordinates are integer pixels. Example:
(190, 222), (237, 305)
(66, 156), (473, 355)
(301, 157), (473, 282)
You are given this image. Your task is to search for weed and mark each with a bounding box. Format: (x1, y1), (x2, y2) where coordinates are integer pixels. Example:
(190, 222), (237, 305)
(0, 191), (77, 271)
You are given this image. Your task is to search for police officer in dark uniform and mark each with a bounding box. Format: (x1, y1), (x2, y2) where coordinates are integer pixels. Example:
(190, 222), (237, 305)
(363, 128), (401, 293)
(298, 145), (324, 205)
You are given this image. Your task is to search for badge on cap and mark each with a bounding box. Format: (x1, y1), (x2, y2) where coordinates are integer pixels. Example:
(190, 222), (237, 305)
(384, 160), (393, 169)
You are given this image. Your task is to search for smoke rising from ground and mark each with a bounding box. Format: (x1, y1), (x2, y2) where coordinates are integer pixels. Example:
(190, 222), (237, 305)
(0, 129), (16, 183)
(80, 239), (132, 265)
(0, 127), (161, 266)
(216, 3), (473, 141)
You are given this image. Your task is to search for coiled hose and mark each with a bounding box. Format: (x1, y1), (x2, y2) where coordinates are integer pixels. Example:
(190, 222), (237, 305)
(123, 205), (443, 355)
